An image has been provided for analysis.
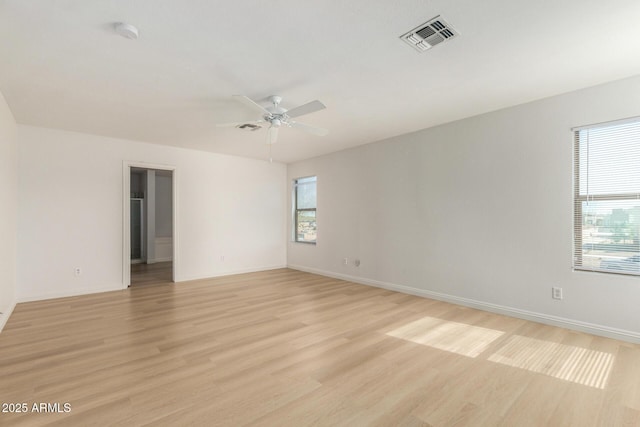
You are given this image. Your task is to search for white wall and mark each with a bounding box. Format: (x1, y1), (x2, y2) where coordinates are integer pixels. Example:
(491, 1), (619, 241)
(17, 125), (286, 301)
(154, 173), (173, 262)
(145, 169), (156, 263)
(155, 173), (173, 238)
(288, 74), (640, 342)
(0, 90), (17, 331)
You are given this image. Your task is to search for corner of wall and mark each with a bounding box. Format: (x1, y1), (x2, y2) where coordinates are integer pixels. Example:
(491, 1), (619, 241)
(0, 299), (17, 333)
(0, 89), (18, 333)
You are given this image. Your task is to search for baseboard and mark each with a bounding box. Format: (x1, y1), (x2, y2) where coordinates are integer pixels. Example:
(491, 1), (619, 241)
(0, 299), (17, 333)
(177, 265), (288, 283)
(18, 285), (124, 303)
(287, 264), (640, 344)
(16, 265), (288, 302)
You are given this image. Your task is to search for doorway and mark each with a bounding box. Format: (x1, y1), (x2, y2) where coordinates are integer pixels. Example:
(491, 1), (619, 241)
(123, 162), (177, 288)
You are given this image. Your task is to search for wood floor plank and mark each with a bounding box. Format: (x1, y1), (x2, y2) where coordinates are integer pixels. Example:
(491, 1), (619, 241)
(1, 268), (639, 426)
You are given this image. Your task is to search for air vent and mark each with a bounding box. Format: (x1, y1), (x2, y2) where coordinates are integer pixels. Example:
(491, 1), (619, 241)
(236, 123), (262, 131)
(400, 16), (458, 53)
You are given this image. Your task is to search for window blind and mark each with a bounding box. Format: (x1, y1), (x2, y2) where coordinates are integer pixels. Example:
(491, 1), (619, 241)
(294, 176), (317, 243)
(574, 117), (640, 275)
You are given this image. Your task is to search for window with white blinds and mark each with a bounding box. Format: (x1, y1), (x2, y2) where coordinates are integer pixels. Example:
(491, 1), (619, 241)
(293, 176), (317, 243)
(574, 117), (640, 275)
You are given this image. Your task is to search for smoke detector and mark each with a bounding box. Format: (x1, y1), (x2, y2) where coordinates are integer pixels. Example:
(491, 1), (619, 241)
(400, 16), (458, 52)
(115, 23), (139, 40)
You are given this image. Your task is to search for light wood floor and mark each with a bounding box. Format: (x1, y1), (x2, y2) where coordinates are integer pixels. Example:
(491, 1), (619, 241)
(130, 261), (173, 287)
(1, 269), (639, 426)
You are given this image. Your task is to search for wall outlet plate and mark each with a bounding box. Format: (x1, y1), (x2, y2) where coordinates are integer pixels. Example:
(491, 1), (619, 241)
(552, 287), (563, 300)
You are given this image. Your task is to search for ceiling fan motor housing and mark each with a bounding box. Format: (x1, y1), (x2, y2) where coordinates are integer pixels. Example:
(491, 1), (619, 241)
(265, 96), (288, 125)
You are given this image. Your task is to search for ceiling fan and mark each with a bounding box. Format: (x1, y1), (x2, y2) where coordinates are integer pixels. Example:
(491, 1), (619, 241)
(217, 95), (328, 144)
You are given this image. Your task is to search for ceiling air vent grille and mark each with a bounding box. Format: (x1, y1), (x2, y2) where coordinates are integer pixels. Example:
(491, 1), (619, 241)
(236, 123), (262, 131)
(400, 16), (458, 53)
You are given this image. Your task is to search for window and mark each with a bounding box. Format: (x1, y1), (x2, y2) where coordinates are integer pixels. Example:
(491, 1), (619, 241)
(293, 176), (317, 243)
(574, 117), (640, 275)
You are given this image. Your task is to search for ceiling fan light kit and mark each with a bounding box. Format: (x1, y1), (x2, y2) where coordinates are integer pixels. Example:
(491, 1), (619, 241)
(217, 94), (329, 145)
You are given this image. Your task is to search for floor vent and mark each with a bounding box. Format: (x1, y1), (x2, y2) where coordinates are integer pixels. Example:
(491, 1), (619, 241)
(400, 16), (459, 53)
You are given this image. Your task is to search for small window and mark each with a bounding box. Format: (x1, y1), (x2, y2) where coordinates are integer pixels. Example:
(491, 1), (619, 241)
(293, 176), (317, 243)
(574, 117), (640, 275)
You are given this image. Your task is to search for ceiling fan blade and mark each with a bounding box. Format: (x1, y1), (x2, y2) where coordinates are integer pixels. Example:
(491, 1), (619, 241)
(216, 120), (264, 128)
(267, 126), (279, 144)
(233, 95), (270, 115)
(289, 120), (329, 136)
(286, 100), (326, 118)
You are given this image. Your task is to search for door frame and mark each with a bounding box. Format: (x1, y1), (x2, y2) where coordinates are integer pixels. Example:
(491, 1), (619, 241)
(122, 161), (178, 288)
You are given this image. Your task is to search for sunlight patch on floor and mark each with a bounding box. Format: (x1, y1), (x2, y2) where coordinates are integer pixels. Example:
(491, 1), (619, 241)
(488, 335), (614, 389)
(386, 316), (505, 357)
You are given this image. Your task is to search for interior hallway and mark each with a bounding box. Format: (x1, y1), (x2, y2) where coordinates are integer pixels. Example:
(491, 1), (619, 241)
(130, 261), (172, 287)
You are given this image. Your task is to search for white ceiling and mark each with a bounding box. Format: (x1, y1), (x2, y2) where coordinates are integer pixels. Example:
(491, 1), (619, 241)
(2, 1), (640, 163)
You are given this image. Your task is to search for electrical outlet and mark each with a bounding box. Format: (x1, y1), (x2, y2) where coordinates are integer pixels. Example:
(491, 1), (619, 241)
(220, 255), (225, 262)
(343, 258), (348, 265)
(354, 259), (361, 267)
(74, 267), (82, 276)
(552, 287), (563, 300)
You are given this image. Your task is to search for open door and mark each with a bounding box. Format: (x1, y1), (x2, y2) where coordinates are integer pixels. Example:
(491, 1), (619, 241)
(123, 162), (177, 288)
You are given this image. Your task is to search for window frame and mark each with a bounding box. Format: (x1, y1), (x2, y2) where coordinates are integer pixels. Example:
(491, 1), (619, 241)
(573, 117), (640, 276)
(293, 176), (317, 244)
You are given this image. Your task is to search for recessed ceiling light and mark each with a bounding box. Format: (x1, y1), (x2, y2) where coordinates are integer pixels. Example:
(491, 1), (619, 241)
(114, 23), (139, 40)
